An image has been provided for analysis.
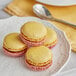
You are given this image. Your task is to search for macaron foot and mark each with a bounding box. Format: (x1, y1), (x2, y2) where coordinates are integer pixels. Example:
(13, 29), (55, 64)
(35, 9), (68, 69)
(25, 60), (52, 71)
(3, 48), (27, 57)
(19, 34), (45, 47)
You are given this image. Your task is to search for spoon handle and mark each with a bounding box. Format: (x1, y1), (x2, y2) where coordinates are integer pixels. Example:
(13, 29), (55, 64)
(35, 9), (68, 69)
(51, 18), (76, 28)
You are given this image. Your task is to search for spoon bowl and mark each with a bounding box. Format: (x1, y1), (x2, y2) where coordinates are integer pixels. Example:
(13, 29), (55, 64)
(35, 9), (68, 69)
(33, 4), (53, 20)
(33, 4), (76, 27)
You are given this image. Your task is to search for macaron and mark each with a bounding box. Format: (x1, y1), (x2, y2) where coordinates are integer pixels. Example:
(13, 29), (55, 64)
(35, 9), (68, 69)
(20, 21), (47, 47)
(25, 46), (52, 71)
(43, 27), (57, 49)
(3, 33), (27, 57)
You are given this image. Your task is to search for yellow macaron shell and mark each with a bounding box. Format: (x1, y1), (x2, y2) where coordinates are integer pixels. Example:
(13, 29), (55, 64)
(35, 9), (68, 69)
(3, 33), (27, 52)
(26, 46), (52, 66)
(44, 27), (57, 46)
(21, 21), (47, 41)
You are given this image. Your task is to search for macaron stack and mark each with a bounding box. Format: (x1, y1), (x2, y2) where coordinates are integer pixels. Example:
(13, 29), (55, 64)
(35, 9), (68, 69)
(3, 21), (57, 71)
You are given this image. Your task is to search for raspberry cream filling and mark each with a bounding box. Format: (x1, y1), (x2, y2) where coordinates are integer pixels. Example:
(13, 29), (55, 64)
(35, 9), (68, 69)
(44, 39), (57, 47)
(3, 47), (26, 53)
(20, 31), (46, 42)
(26, 59), (52, 67)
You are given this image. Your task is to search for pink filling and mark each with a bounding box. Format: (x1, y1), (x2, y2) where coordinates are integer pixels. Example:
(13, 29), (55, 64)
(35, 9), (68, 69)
(48, 43), (57, 49)
(19, 34), (45, 47)
(3, 48), (27, 57)
(25, 60), (52, 71)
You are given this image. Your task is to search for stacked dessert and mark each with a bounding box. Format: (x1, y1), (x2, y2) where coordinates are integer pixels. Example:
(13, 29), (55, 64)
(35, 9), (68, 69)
(3, 21), (57, 71)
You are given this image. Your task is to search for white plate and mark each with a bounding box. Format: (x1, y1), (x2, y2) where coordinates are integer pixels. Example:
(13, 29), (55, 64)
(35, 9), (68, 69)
(0, 16), (71, 76)
(56, 68), (76, 76)
(36, 0), (76, 6)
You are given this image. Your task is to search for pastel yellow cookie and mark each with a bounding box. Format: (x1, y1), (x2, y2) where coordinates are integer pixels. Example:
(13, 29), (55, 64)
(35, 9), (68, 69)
(3, 33), (27, 52)
(26, 46), (52, 66)
(44, 27), (57, 48)
(20, 21), (47, 42)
